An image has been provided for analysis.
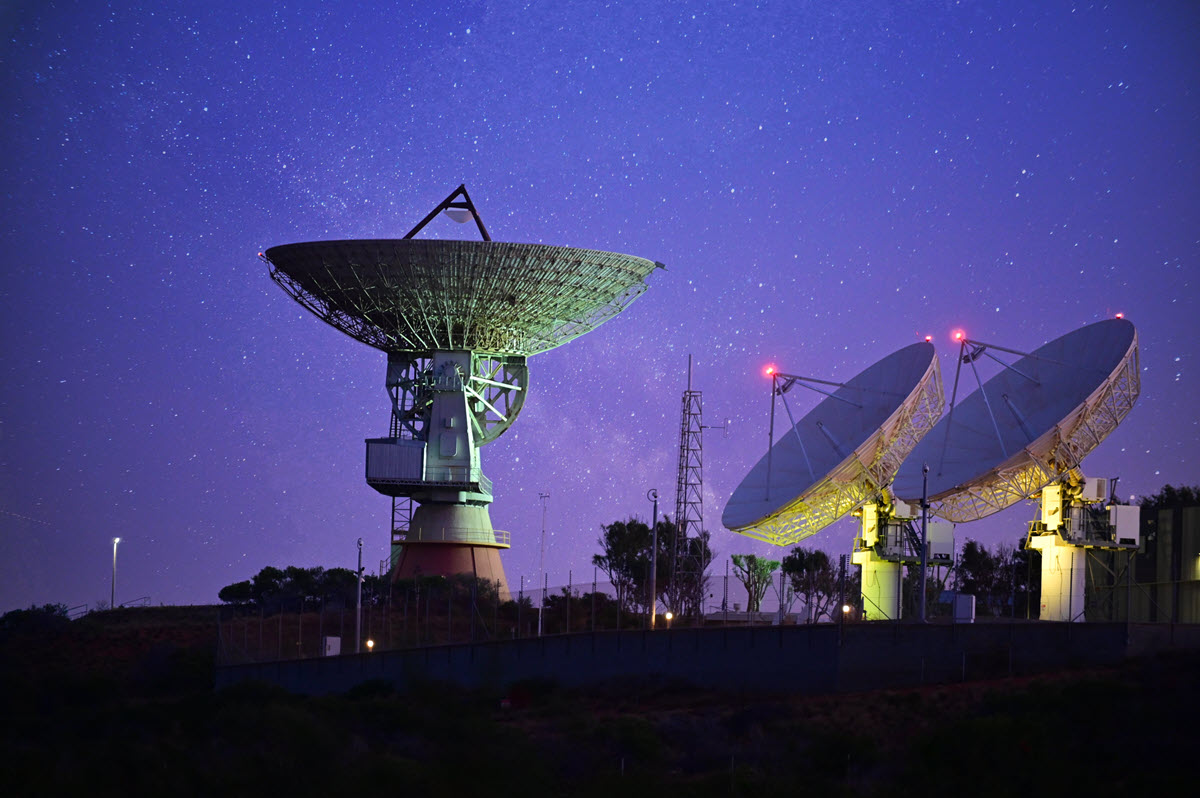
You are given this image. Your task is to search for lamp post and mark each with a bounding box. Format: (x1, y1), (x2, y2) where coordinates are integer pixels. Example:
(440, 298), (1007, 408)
(356, 538), (363, 654)
(647, 488), (659, 629)
(538, 492), (549, 637)
(919, 463), (930, 623)
(111, 537), (121, 609)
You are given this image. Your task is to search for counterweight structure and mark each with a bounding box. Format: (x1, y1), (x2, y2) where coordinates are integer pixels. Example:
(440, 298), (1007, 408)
(263, 187), (658, 594)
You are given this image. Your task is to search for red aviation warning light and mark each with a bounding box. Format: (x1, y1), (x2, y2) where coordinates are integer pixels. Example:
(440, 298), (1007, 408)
(765, 365), (776, 377)
(1115, 312), (1124, 319)
(953, 330), (965, 342)
(924, 335), (933, 342)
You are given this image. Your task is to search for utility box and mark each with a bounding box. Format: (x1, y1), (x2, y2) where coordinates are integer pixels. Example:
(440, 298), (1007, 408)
(1109, 504), (1141, 547)
(927, 521), (955, 562)
(323, 636), (341, 656)
(954, 594), (976, 624)
(365, 437), (426, 492)
(1081, 477), (1109, 503)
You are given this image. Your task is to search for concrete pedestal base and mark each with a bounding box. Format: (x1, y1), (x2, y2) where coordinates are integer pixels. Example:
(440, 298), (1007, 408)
(1030, 534), (1086, 622)
(390, 502), (510, 599)
(860, 556), (902, 621)
(392, 542), (510, 600)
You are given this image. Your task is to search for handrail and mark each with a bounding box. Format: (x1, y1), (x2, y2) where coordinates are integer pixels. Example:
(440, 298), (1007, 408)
(368, 467), (493, 494)
(402, 526), (510, 546)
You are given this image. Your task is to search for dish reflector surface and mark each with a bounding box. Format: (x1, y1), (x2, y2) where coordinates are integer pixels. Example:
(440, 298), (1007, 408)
(264, 239), (657, 356)
(723, 342), (942, 545)
(891, 318), (1139, 522)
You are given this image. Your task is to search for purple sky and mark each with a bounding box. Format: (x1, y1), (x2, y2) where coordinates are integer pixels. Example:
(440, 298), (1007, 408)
(2, 2), (1197, 612)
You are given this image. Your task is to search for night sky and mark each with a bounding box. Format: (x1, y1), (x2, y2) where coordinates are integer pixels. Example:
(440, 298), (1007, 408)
(2, 1), (1197, 613)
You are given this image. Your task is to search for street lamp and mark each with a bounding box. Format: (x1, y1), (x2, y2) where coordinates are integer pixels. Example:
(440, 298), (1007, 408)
(664, 611), (674, 629)
(538, 492), (549, 637)
(356, 538), (364, 654)
(647, 488), (659, 629)
(111, 537), (120, 609)
(919, 462), (930, 623)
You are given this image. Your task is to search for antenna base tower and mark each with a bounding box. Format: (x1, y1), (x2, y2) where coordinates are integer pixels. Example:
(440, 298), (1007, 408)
(851, 499), (953, 620)
(1025, 474), (1139, 621)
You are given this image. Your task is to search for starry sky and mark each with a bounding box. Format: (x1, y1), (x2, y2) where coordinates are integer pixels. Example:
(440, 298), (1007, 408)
(2, 1), (1197, 613)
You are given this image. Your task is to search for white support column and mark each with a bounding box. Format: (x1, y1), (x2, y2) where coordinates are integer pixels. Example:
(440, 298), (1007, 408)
(860, 557), (902, 621)
(852, 503), (903, 620)
(1029, 533), (1086, 622)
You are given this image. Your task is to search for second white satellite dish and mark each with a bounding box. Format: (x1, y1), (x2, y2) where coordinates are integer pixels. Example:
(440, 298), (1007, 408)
(891, 318), (1140, 522)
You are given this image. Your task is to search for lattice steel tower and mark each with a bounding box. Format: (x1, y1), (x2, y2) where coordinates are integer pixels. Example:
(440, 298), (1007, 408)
(671, 355), (713, 618)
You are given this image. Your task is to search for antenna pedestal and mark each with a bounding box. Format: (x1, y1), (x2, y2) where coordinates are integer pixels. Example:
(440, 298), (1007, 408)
(1028, 533), (1086, 622)
(852, 503), (904, 620)
(851, 501), (952, 621)
(367, 350), (513, 595)
(1026, 477), (1140, 622)
(391, 504), (511, 598)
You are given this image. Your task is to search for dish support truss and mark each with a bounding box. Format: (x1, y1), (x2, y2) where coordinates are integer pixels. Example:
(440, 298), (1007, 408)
(384, 352), (528, 447)
(733, 360), (944, 546)
(930, 336), (1140, 524)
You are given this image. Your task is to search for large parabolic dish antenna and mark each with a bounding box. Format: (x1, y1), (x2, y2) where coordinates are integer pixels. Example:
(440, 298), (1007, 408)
(723, 342), (943, 546)
(891, 318), (1140, 523)
(261, 187), (660, 594)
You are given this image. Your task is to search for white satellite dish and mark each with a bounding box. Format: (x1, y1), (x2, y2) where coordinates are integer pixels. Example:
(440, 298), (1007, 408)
(892, 318), (1140, 521)
(891, 317), (1140, 622)
(723, 342), (943, 546)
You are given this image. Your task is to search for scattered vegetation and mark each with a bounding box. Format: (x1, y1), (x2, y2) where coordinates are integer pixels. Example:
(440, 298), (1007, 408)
(730, 553), (780, 613)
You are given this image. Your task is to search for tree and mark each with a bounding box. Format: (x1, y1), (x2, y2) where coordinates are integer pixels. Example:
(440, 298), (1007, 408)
(217, 580), (253, 605)
(954, 539), (1034, 617)
(1139, 484), (1200, 513)
(667, 529), (715, 621)
(281, 566), (323, 601)
(781, 547), (837, 622)
(250, 566), (285, 604)
(731, 554), (780, 613)
(1, 603), (70, 632)
(320, 567), (360, 607)
(956, 540), (1000, 615)
(1012, 540), (1041, 619)
(593, 517), (650, 609)
(219, 564), (372, 609)
(591, 516), (674, 613)
(901, 559), (954, 619)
